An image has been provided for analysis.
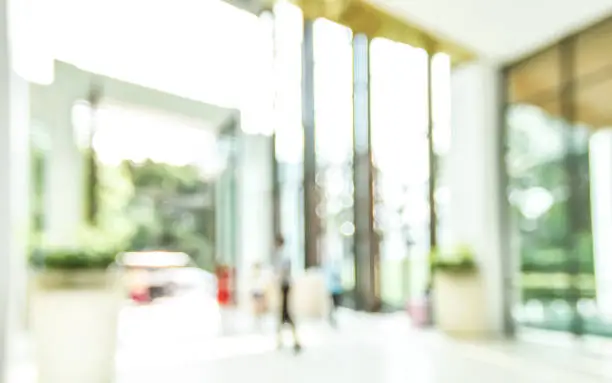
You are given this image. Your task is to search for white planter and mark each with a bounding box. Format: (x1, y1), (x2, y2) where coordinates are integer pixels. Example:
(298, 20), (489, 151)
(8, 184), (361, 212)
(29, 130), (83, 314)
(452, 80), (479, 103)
(31, 269), (124, 383)
(433, 271), (487, 337)
(291, 269), (329, 320)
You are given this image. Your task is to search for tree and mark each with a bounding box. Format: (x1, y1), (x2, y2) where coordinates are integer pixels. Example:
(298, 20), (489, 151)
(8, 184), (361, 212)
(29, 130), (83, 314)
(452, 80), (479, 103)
(124, 160), (215, 271)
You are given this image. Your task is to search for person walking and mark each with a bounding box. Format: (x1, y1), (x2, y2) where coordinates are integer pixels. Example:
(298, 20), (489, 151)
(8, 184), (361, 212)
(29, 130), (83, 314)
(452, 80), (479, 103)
(275, 237), (301, 353)
(327, 263), (343, 327)
(250, 263), (267, 329)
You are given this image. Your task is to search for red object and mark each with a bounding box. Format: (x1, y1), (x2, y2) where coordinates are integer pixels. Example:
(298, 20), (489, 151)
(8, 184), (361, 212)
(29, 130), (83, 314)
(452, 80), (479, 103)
(131, 288), (151, 304)
(217, 266), (232, 305)
(407, 298), (430, 327)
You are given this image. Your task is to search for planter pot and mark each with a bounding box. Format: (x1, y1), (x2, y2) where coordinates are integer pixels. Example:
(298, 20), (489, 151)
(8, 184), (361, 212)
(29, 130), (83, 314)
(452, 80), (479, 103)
(31, 269), (124, 383)
(433, 271), (487, 337)
(291, 269), (330, 319)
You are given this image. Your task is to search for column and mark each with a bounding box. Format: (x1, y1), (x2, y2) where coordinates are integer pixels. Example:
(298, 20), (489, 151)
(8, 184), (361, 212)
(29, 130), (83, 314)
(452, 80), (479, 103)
(280, 161), (305, 274)
(215, 116), (240, 269)
(46, 97), (83, 246)
(589, 130), (612, 316)
(271, 131), (281, 247)
(302, 19), (319, 269)
(30, 84), (83, 247)
(214, 167), (228, 263)
(426, 48), (437, 253)
(352, 34), (379, 311)
(237, 133), (273, 306)
(448, 61), (508, 335)
(268, 9), (282, 256)
(0, 0), (31, 379)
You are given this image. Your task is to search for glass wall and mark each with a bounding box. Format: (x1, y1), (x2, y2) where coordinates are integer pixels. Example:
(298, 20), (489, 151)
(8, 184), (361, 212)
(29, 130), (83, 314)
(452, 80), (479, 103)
(272, 1), (305, 275)
(506, 17), (612, 337)
(370, 39), (430, 308)
(367, 41), (451, 309)
(266, 6), (451, 310)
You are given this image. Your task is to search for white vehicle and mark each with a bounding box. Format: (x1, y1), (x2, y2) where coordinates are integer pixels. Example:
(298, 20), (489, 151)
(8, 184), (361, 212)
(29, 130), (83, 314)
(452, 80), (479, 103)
(119, 251), (216, 303)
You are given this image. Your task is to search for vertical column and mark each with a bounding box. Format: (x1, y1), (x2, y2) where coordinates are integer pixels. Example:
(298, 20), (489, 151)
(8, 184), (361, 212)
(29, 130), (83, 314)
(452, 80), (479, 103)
(559, 37), (587, 335)
(46, 99), (82, 246)
(214, 170), (223, 263)
(449, 61), (506, 335)
(215, 115), (240, 305)
(31, 88), (83, 247)
(426, 47), (437, 254)
(226, 117), (240, 303)
(272, 132), (281, 244)
(352, 34), (378, 311)
(425, 46), (437, 313)
(0, 0), (31, 378)
(589, 130), (612, 317)
(302, 19), (319, 269)
(237, 132), (273, 306)
(269, 9), (282, 254)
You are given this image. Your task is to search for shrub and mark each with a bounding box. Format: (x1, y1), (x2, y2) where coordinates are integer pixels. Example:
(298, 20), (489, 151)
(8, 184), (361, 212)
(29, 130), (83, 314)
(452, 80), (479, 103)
(32, 248), (118, 271)
(430, 244), (478, 273)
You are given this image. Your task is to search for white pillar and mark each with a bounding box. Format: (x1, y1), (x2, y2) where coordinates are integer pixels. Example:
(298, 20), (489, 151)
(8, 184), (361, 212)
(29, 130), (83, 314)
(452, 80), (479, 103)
(448, 61), (505, 335)
(215, 166), (235, 266)
(30, 87), (82, 247)
(589, 130), (612, 316)
(279, 162), (304, 275)
(0, 0), (31, 379)
(237, 133), (273, 306)
(47, 98), (82, 247)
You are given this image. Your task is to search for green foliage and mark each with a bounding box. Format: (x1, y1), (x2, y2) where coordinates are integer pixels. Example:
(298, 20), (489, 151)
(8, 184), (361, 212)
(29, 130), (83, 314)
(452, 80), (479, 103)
(30, 142), (216, 273)
(123, 160), (215, 271)
(508, 105), (597, 310)
(520, 273), (595, 302)
(31, 225), (127, 271)
(128, 160), (203, 194)
(31, 147), (46, 236)
(430, 244), (477, 273)
(33, 248), (117, 271)
(30, 156), (133, 271)
(85, 148), (100, 225)
(94, 162), (137, 245)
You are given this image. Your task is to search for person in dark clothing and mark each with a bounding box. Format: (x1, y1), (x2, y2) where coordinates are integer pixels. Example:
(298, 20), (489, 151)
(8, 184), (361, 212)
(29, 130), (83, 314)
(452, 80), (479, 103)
(276, 237), (301, 352)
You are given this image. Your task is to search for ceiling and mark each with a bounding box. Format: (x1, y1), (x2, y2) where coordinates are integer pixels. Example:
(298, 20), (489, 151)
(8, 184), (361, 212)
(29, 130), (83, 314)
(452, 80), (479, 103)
(369, 0), (612, 63)
(506, 18), (612, 129)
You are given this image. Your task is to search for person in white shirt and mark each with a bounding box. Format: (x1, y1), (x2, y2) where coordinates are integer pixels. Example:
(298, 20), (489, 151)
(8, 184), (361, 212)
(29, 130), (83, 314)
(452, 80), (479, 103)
(250, 263), (267, 323)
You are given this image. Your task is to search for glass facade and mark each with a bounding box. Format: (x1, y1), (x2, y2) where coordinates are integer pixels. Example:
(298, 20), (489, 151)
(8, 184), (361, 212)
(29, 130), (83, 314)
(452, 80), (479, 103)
(313, 19), (355, 292)
(293, 15), (451, 310)
(236, 1), (453, 312)
(505, 17), (612, 337)
(370, 39), (430, 308)
(273, 1), (306, 275)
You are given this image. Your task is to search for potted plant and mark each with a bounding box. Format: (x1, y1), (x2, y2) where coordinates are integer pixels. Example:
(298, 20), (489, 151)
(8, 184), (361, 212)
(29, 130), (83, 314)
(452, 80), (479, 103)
(30, 246), (124, 383)
(431, 245), (487, 337)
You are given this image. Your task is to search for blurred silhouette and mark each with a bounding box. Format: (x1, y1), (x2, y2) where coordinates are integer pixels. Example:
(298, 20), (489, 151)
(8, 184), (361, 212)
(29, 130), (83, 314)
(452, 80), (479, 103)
(276, 237), (301, 353)
(250, 262), (267, 328)
(327, 262), (343, 327)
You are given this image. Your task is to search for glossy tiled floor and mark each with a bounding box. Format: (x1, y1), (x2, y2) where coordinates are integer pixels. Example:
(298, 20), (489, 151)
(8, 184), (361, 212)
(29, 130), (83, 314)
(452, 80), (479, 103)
(116, 312), (611, 383)
(10, 296), (611, 383)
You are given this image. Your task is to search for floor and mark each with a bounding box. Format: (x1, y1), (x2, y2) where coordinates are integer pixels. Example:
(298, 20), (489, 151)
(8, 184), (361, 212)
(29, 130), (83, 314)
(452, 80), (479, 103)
(10, 289), (612, 383)
(115, 310), (612, 383)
